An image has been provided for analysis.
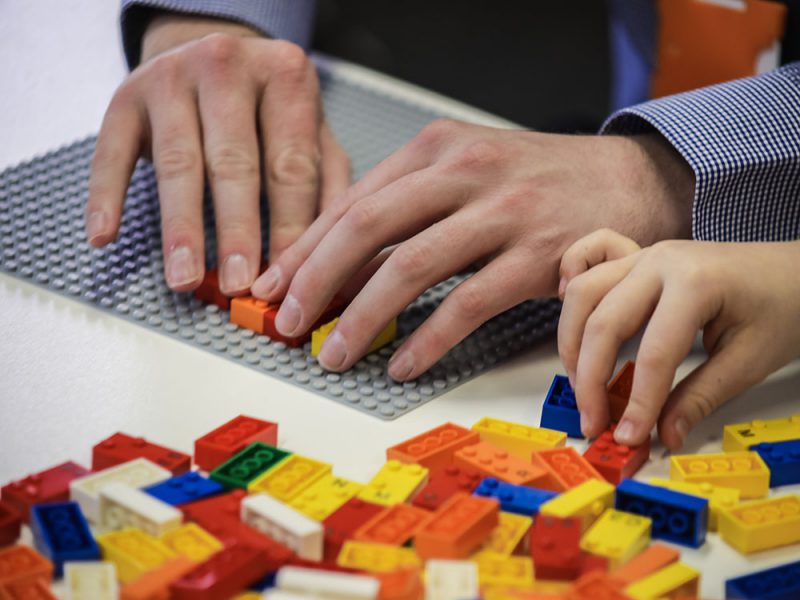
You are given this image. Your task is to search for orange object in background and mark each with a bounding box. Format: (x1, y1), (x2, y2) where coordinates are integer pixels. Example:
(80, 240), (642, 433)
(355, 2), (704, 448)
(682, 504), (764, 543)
(454, 442), (551, 487)
(353, 504), (431, 546)
(652, 0), (786, 98)
(387, 423), (480, 472)
(120, 557), (196, 600)
(414, 493), (499, 559)
(610, 543), (680, 586)
(533, 447), (605, 492)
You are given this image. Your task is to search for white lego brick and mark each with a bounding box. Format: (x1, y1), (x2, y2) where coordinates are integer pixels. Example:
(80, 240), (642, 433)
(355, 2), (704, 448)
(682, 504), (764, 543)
(63, 561), (118, 600)
(241, 493), (324, 561)
(425, 559), (479, 600)
(263, 592), (317, 600)
(98, 481), (182, 536)
(69, 458), (171, 522)
(276, 565), (380, 598)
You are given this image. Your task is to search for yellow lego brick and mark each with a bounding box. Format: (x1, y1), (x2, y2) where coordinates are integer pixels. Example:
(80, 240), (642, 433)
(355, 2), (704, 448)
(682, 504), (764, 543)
(357, 460), (429, 506)
(312, 317), (397, 357)
(337, 540), (422, 573)
(471, 417), (567, 458)
(669, 451), (770, 499)
(473, 555), (535, 588)
(288, 474), (364, 521)
(247, 453), (332, 502)
(718, 494), (800, 554)
(159, 522), (223, 562)
(580, 509), (651, 569)
(723, 414), (800, 452)
(232, 594), (264, 600)
(624, 562), (700, 600)
(473, 512), (532, 558)
(649, 477), (740, 531)
(539, 479), (615, 532)
(97, 527), (176, 584)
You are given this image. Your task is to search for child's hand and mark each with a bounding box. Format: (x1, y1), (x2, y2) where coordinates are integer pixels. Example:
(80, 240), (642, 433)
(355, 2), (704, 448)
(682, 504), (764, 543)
(558, 229), (800, 449)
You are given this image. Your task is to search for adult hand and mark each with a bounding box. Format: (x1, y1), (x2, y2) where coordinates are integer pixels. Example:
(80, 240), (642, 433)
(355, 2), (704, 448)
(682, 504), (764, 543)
(251, 120), (695, 379)
(85, 14), (350, 294)
(559, 231), (800, 449)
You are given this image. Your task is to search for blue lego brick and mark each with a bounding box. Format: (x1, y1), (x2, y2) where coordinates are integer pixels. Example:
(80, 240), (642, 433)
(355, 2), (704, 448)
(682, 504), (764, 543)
(751, 440), (800, 488)
(30, 501), (100, 576)
(474, 477), (557, 516)
(540, 374), (583, 438)
(725, 559), (800, 600)
(615, 479), (708, 548)
(143, 471), (225, 505)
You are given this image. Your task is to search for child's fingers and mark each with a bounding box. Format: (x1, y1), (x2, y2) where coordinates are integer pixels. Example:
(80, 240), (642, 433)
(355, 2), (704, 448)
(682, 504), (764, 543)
(558, 228), (640, 299)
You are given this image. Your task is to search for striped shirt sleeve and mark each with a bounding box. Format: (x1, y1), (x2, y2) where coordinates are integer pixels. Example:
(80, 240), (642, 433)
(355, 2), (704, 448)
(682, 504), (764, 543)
(601, 63), (800, 242)
(120, 0), (316, 69)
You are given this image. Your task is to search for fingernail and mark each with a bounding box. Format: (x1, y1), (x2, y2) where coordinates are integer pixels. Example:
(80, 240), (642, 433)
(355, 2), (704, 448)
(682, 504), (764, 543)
(615, 419), (635, 445)
(674, 417), (689, 443)
(166, 246), (200, 288)
(220, 254), (252, 293)
(276, 294), (302, 335)
(558, 277), (567, 299)
(388, 351), (415, 380)
(252, 266), (281, 298)
(580, 412), (592, 437)
(86, 211), (109, 244)
(319, 330), (348, 370)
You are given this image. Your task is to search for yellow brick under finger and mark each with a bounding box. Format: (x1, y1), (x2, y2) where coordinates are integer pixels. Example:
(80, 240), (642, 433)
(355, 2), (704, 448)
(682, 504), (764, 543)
(723, 414), (800, 452)
(580, 509), (651, 569)
(471, 417), (566, 458)
(337, 540), (422, 573)
(539, 479), (615, 532)
(312, 317), (397, 357)
(473, 512), (532, 558)
(97, 528), (176, 584)
(159, 522), (222, 562)
(247, 453), (332, 502)
(718, 494), (800, 554)
(669, 451), (769, 499)
(289, 474), (364, 520)
(625, 562), (700, 600)
(358, 460), (429, 506)
(649, 477), (740, 531)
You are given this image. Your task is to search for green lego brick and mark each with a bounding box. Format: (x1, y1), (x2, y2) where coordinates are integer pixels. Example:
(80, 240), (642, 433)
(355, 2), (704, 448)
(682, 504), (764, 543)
(209, 442), (291, 489)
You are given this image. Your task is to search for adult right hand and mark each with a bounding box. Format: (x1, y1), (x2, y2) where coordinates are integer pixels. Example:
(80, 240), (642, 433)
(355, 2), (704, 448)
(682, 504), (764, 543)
(85, 13), (350, 294)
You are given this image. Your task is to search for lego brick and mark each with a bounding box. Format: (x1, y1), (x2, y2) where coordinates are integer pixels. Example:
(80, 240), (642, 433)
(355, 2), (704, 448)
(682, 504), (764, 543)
(357, 461), (429, 506)
(453, 442), (550, 487)
(624, 562), (700, 600)
(231, 296), (273, 334)
(414, 492), (499, 559)
(474, 478), (557, 516)
(97, 528), (176, 584)
(669, 451), (770, 499)
(159, 523), (223, 562)
(193, 268), (230, 311)
(614, 479), (708, 548)
(289, 475), (363, 521)
(386, 423), (480, 472)
(312, 316), (397, 357)
(92, 432), (191, 475)
(539, 479), (615, 533)
(69, 458), (172, 522)
(579, 509), (651, 569)
(143, 471), (224, 506)
(210, 442), (291, 490)
(412, 465), (483, 512)
(474, 555), (534, 588)
(583, 427), (649, 485)
(424, 559), (479, 600)
(474, 511), (532, 558)
(0, 501), (21, 547)
(609, 543), (680, 586)
(539, 375), (583, 438)
(247, 453), (332, 502)
(180, 489), (247, 523)
(0, 578), (56, 599)
(529, 515), (583, 580)
(751, 439), (800, 487)
(533, 447), (604, 491)
(718, 494), (800, 554)
(607, 361), (634, 423)
(336, 540), (422, 573)
(99, 482), (183, 536)
(353, 503), (431, 546)
(241, 493), (324, 561)
(322, 498), (385, 561)
(0, 545), (53, 587)
(723, 414), (800, 452)
(257, 295), (348, 349)
(725, 559), (800, 600)
(275, 566), (381, 598)
(472, 417), (566, 459)
(373, 567), (424, 600)
(194, 415), (279, 472)
(120, 557), (196, 600)
(567, 571), (629, 600)
(29, 502), (100, 577)
(649, 477), (740, 532)
(1, 461), (90, 523)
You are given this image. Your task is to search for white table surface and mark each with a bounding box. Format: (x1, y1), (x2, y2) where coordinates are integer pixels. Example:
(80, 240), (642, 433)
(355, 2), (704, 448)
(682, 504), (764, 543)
(1, 2), (799, 597)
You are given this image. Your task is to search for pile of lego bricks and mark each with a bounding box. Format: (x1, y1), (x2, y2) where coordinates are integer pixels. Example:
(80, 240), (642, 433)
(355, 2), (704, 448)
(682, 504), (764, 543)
(0, 366), (798, 599)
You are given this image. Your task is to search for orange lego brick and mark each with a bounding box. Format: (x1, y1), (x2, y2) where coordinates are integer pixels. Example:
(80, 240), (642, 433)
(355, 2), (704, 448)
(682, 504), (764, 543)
(414, 492), (499, 559)
(453, 442), (551, 487)
(0, 545), (53, 587)
(567, 571), (629, 600)
(0, 579), (55, 600)
(532, 447), (604, 492)
(120, 557), (196, 600)
(607, 361), (634, 423)
(230, 296), (273, 334)
(610, 543), (680, 586)
(353, 504), (431, 546)
(374, 567), (424, 600)
(386, 423), (480, 471)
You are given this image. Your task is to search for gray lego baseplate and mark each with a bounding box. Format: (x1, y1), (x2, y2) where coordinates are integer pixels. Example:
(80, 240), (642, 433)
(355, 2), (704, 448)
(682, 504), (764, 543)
(0, 65), (560, 420)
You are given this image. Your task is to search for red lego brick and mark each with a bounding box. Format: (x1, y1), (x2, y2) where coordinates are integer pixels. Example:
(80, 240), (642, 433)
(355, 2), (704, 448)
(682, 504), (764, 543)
(353, 503), (431, 546)
(263, 295), (348, 348)
(0, 501), (21, 547)
(530, 515), (583, 580)
(386, 423), (480, 472)
(1, 462), (89, 524)
(411, 465), (482, 512)
(92, 432), (191, 475)
(583, 426), (650, 485)
(580, 554), (610, 576)
(193, 268), (230, 311)
(414, 492), (499, 559)
(322, 497), (384, 561)
(454, 442), (551, 487)
(607, 361), (634, 423)
(0, 545), (53, 587)
(532, 447), (604, 492)
(566, 571), (629, 600)
(194, 415), (279, 471)
(0, 578), (56, 599)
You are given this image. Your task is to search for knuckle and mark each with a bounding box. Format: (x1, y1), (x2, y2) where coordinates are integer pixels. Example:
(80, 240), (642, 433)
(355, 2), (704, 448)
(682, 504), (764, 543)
(270, 146), (320, 188)
(417, 118), (460, 147)
(447, 140), (503, 173)
(450, 283), (488, 322)
(584, 312), (617, 342)
(636, 344), (672, 374)
(207, 143), (259, 182)
(155, 145), (200, 180)
(271, 40), (308, 74)
(391, 240), (435, 279)
(162, 214), (199, 240)
(198, 33), (241, 66)
(564, 272), (593, 299)
(146, 52), (182, 85)
(343, 199), (380, 235)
